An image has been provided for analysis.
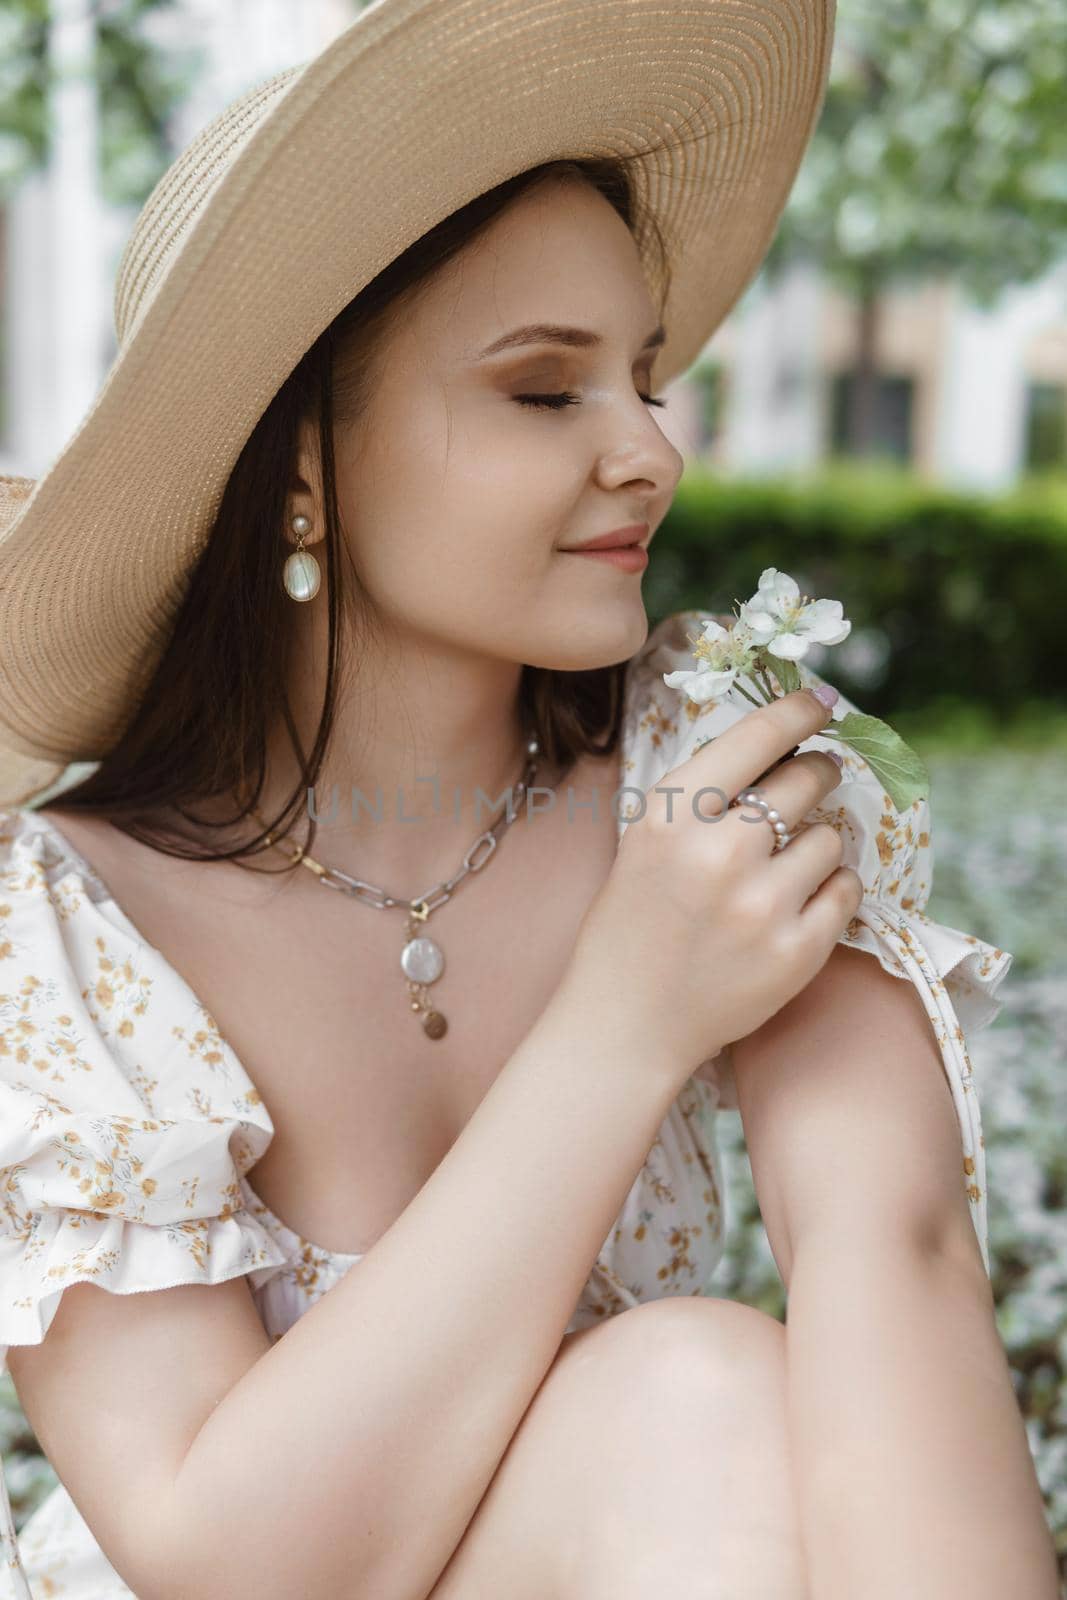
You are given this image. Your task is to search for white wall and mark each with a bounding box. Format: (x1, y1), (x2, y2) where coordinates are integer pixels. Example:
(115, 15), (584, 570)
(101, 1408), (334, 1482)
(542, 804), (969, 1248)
(935, 267), (1067, 492)
(2, 0), (108, 479)
(0, 0), (359, 479)
(715, 260), (825, 475)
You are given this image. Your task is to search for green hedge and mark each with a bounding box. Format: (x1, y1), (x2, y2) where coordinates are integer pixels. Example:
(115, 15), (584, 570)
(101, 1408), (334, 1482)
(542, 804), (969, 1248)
(647, 464), (1067, 719)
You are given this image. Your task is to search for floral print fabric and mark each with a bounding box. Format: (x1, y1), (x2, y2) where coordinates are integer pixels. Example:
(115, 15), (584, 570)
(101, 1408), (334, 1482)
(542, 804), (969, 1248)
(0, 609), (1012, 1597)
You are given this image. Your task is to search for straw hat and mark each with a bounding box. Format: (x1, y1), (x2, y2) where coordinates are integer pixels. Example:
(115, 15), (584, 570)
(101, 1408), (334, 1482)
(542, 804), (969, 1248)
(0, 0), (835, 808)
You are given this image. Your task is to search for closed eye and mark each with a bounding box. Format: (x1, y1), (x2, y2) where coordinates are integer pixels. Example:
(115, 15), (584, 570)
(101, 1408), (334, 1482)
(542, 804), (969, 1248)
(514, 392), (667, 411)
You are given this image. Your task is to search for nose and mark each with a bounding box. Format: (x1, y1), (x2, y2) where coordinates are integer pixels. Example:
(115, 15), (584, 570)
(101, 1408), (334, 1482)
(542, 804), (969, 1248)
(597, 397), (684, 506)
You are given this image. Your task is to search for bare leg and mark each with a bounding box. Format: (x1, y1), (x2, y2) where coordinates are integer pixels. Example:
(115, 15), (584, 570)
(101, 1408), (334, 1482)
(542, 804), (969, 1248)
(427, 1295), (807, 1600)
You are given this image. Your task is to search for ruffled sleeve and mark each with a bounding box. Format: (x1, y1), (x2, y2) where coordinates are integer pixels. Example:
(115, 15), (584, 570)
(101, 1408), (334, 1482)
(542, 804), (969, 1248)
(0, 806), (292, 1371)
(625, 611), (1013, 1279)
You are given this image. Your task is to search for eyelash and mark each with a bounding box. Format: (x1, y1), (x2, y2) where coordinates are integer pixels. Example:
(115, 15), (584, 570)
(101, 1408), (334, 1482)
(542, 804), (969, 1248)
(514, 391), (667, 411)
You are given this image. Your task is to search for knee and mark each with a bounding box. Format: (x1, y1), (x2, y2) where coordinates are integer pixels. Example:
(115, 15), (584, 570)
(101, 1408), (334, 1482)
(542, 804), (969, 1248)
(609, 1292), (785, 1380)
(637, 1295), (788, 1426)
(626, 1290), (786, 1355)
(554, 1300), (805, 1600)
(557, 1294), (787, 1434)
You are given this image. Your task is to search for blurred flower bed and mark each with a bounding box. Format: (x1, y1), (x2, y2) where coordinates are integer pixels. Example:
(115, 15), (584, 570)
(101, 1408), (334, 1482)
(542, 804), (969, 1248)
(713, 742), (1067, 1573)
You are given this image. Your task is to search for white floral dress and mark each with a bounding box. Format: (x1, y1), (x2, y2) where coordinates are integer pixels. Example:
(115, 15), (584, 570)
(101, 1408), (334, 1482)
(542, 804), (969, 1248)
(0, 610), (1012, 1598)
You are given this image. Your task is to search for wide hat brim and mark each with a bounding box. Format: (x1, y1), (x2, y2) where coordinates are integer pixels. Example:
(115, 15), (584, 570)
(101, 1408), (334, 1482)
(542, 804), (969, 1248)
(0, 0), (835, 807)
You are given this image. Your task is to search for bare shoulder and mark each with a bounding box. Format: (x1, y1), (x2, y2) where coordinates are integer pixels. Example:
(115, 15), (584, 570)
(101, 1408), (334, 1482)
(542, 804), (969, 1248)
(30, 803), (126, 883)
(34, 802), (272, 902)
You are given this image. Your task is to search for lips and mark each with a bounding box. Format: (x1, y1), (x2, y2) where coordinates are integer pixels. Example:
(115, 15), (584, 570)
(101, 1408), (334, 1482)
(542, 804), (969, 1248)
(563, 523), (649, 552)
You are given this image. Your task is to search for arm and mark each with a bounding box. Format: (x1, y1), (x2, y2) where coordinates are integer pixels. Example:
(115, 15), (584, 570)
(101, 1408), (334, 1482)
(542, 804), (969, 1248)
(730, 943), (1060, 1600)
(168, 983), (684, 1600)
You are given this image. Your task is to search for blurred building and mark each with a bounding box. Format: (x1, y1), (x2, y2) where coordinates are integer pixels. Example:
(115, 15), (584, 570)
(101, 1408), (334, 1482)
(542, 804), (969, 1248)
(0, 0), (354, 482)
(679, 257), (1067, 491)
(3, 0), (1067, 491)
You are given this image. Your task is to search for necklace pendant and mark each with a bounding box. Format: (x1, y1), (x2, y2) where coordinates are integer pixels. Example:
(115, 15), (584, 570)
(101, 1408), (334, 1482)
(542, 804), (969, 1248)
(422, 1009), (448, 1040)
(406, 978), (448, 1041)
(401, 935), (444, 985)
(403, 913), (446, 1039)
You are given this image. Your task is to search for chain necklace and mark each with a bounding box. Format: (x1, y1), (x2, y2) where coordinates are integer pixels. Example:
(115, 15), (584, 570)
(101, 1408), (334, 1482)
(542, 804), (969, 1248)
(248, 732), (553, 1040)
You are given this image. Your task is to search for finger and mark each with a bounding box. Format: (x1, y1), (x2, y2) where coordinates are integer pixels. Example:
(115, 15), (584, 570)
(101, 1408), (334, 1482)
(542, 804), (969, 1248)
(669, 688), (836, 814)
(766, 820), (845, 910)
(728, 748), (844, 837)
(796, 863), (864, 943)
(750, 743), (799, 786)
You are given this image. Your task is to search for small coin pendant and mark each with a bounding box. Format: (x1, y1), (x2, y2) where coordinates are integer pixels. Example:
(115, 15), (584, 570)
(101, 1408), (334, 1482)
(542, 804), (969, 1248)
(422, 1010), (448, 1040)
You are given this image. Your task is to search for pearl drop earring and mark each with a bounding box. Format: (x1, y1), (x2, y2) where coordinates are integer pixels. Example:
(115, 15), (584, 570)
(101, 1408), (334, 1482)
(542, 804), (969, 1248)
(283, 513), (321, 602)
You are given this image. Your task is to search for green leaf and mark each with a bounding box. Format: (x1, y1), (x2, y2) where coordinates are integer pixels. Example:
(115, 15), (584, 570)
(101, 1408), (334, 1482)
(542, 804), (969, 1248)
(828, 712), (931, 811)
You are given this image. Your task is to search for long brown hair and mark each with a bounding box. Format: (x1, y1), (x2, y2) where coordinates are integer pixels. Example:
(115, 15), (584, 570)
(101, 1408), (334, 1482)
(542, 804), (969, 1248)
(52, 156), (674, 872)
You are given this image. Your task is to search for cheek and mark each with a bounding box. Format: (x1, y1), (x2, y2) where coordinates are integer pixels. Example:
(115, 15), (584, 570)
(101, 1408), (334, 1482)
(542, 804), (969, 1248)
(335, 407), (582, 585)
(346, 506), (552, 609)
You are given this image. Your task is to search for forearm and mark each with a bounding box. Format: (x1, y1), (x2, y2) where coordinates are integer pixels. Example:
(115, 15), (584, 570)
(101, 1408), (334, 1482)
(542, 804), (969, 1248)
(784, 1233), (1060, 1599)
(171, 982), (684, 1600)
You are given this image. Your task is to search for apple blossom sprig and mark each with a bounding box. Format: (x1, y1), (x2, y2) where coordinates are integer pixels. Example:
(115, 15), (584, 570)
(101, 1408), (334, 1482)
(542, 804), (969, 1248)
(662, 568), (930, 812)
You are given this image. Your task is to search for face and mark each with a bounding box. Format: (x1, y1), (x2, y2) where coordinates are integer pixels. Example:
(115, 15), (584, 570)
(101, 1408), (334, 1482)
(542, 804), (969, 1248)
(313, 176), (685, 675)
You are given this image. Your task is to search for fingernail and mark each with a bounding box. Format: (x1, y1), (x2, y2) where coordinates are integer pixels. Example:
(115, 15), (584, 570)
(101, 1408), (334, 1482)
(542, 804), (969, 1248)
(827, 750), (844, 768)
(809, 683), (839, 711)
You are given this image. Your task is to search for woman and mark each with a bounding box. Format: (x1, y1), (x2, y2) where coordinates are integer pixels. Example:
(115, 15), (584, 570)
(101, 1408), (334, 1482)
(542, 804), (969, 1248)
(0, 2), (1056, 1596)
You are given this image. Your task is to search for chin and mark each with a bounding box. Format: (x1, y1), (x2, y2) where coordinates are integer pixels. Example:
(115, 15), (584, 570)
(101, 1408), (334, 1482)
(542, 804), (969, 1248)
(529, 608), (649, 674)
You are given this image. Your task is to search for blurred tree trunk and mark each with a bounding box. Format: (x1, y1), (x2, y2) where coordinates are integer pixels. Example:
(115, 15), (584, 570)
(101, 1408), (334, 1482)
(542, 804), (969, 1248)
(849, 263), (882, 457)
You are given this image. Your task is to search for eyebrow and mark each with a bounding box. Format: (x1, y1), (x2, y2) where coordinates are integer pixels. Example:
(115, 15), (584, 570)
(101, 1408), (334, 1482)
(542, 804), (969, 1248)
(473, 322), (668, 360)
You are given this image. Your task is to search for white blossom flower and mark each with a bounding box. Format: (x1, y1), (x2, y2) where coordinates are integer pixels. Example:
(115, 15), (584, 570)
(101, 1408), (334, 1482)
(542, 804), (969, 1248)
(658, 571), (928, 809)
(662, 616), (761, 705)
(739, 567), (852, 660)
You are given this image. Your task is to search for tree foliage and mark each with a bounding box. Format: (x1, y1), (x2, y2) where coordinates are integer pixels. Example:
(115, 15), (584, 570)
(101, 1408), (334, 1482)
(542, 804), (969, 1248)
(768, 0), (1067, 306)
(0, 0), (202, 206)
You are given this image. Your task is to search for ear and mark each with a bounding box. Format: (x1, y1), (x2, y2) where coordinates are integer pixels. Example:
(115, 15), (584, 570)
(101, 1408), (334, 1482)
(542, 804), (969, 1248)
(286, 413), (325, 544)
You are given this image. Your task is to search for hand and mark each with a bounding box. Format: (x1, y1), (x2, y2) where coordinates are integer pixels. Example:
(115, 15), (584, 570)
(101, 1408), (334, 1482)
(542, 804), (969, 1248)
(563, 687), (864, 1078)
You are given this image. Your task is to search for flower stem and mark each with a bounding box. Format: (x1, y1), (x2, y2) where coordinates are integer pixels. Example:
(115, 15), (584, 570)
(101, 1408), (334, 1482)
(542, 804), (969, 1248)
(756, 665), (777, 701)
